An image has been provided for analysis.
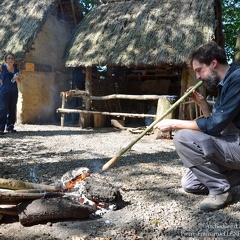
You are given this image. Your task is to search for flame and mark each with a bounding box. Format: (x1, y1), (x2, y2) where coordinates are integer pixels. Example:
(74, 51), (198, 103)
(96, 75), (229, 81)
(65, 173), (90, 189)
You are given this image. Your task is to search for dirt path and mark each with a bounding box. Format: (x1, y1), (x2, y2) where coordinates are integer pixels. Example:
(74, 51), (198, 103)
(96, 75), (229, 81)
(0, 124), (240, 240)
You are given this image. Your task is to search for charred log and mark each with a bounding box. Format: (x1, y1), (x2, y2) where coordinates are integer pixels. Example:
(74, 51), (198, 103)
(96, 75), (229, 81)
(18, 197), (92, 226)
(82, 175), (119, 203)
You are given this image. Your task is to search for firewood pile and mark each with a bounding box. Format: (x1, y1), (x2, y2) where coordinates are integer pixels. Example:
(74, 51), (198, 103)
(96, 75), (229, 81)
(0, 167), (122, 226)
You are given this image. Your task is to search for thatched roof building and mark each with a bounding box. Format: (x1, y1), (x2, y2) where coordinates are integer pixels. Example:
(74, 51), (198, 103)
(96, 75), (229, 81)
(0, 0), (83, 124)
(65, 0), (223, 67)
(60, 0), (223, 128)
(0, 0), (83, 61)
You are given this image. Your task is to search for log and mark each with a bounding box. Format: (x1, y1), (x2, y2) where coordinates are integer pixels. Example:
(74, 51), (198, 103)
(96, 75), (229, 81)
(0, 205), (18, 216)
(18, 197), (92, 226)
(0, 191), (64, 204)
(0, 178), (59, 191)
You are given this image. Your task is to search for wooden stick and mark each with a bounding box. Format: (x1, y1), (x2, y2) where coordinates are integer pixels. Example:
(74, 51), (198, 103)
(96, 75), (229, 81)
(0, 191), (64, 204)
(0, 178), (59, 191)
(102, 80), (204, 171)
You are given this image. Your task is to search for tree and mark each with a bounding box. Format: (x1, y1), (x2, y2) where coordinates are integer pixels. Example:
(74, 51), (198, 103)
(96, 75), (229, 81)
(235, 29), (240, 64)
(222, 0), (240, 61)
(79, 0), (101, 15)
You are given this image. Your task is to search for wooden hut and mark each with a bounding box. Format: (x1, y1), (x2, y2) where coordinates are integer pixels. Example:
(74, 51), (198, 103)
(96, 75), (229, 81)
(0, 0), (83, 123)
(62, 0), (223, 127)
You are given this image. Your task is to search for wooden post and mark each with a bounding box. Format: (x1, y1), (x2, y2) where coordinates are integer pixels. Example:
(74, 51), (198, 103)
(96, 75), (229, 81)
(60, 92), (66, 127)
(79, 112), (92, 128)
(79, 67), (93, 128)
(179, 66), (188, 120)
(154, 96), (174, 139)
(94, 114), (106, 128)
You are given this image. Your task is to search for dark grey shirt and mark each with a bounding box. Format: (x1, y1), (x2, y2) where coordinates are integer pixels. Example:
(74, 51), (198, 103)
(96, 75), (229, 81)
(196, 62), (240, 135)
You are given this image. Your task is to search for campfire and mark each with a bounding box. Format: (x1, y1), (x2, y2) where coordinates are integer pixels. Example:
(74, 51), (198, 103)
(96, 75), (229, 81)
(0, 167), (122, 226)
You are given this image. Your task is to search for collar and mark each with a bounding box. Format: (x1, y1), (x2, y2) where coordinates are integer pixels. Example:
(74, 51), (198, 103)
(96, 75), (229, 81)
(218, 62), (239, 88)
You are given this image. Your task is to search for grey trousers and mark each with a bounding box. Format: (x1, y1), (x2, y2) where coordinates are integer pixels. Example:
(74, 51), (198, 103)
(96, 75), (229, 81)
(173, 129), (240, 195)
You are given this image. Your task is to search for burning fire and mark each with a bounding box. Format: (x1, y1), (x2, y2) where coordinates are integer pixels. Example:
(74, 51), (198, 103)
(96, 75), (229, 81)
(60, 167), (119, 216)
(64, 172), (90, 190)
(61, 167), (91, 190)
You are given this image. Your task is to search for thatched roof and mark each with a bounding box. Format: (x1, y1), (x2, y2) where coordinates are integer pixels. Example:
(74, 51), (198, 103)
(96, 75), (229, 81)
(65, 0), (218, 67)
(0, 0), (55, 61)
(0, 0), (82, 62)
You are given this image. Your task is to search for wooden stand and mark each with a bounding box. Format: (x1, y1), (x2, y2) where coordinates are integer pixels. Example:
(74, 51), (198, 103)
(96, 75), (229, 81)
(93, 114), (106, 128)
(154, 97), (174, 139)
(79, 112), (92, 128)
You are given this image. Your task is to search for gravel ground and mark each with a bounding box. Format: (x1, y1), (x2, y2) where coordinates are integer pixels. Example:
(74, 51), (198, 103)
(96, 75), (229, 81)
(1, 123), (240, 240)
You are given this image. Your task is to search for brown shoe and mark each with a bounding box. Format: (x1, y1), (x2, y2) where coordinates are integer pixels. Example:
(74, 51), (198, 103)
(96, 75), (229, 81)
(199, 191), (233, 211)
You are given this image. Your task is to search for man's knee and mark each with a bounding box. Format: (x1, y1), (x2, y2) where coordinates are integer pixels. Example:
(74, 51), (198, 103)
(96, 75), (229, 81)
(173, 129), (198, 144)
(181, 169), (209, 194)
(173, 129), (193, 149)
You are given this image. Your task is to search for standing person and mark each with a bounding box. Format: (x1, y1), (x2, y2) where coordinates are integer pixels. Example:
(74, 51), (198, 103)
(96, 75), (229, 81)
(0, 52), (21, 134)
(155, 42), (240, 211)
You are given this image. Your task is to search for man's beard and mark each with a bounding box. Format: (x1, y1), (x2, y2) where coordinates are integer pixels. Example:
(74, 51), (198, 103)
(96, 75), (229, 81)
(204, 69), (219, 91)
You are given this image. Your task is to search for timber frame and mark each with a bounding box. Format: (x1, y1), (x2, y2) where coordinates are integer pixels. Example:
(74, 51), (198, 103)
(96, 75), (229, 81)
(57, 65), (179, 127)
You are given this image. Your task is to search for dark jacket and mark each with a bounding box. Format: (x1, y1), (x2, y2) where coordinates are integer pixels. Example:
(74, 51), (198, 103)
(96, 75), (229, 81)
(196, 62), (240, 135)
(0, 64), (19, 93)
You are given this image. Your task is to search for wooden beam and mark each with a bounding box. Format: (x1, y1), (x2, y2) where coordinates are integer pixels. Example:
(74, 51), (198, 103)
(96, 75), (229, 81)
(70, 0), (77, 26)
(90, 94), (172, 101)
(57, 108), (156, 118)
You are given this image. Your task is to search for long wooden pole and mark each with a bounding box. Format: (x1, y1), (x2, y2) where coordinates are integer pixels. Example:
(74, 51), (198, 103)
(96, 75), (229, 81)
(102, 80), (204, 171)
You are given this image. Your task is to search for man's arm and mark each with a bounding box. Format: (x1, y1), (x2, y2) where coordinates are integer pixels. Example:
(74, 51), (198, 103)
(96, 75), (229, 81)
(155, 119), (201, 133)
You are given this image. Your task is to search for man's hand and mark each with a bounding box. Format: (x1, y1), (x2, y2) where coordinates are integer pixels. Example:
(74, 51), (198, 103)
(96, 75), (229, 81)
(154, 119), (176, 133)
(186, 87), (205, 105)
(186, 87), (211, 117)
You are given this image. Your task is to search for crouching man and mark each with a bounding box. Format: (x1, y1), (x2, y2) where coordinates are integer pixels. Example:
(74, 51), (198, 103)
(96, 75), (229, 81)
(155, 42), (240, 211)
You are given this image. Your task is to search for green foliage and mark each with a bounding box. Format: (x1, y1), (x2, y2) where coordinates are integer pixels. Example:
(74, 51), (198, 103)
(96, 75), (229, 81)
(79, 0), (101, 15)
(222, 0), (240, 61)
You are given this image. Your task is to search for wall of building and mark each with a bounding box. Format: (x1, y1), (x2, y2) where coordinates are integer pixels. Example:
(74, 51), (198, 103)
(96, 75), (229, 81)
(17, 14), (71, 123)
